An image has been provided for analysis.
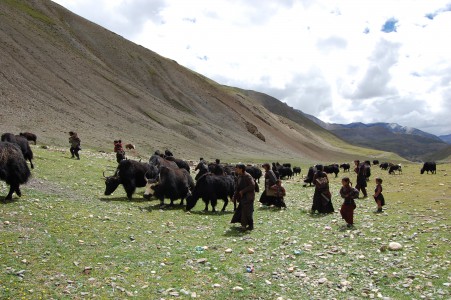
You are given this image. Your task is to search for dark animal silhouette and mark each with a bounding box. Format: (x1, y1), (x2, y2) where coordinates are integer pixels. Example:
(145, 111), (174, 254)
(143, 166), (194, 207)
(103, 160), (158, 199)
(186, 174), (236, 212)
(20, 132), (37, 145)
(0, 142), (31, 200)
(1, 133), (34, 169)
(421, 162), (436, 174)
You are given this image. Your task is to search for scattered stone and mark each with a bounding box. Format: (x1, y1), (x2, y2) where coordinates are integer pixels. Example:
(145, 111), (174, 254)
(248, 248), (255, 254)
(233, 286), (244, 291)
(294, 271), (306, 277)
(388, 242), (403, 251)
(225, 248), (233, 253)
(213, 283), (221, 288)
(318, 278), (327, 284)
(196, 258), (207, 264)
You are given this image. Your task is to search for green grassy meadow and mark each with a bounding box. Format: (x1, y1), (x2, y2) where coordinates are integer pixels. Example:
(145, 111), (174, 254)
(1, 146), (450, 299)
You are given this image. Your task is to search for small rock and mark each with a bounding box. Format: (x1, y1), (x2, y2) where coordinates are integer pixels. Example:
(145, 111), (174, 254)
(318, 277), (327, 284)
(225, 248), (233, 253)
(248, 248), (255, 254)
(196, 258), (207, 264)
(388, 242), (403, 251)
(3, 221), (10, 225)
(233, 286), (244, 291)
(294, 271), (306, 277)
(213, 283), (221, 288)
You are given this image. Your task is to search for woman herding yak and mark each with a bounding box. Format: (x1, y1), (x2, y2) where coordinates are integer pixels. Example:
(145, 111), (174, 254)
(231, 163), (256, 232)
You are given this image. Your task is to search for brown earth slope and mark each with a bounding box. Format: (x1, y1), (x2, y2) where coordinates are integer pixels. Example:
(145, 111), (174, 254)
(0, 0), (398, 163)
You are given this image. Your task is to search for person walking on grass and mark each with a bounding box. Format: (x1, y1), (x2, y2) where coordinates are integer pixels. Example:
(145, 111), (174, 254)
(231, 163), (255, 232)
(354, 160), (368, 198)
(373, 177), (385, 213)
(311, 165), (334, 214)
(68, 131), (81, 160)
(339, 177), (359, 228)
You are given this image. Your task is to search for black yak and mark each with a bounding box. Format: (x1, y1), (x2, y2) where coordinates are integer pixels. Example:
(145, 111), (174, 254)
(186, 174), (236, 212)
(103, 160), (158, 199)
(19, 132), (37, 145)
(421, 162), (436, 174)
(143, 166), (194, 207)
(1, 133), (34, 169)
(0, 142), (31, 200)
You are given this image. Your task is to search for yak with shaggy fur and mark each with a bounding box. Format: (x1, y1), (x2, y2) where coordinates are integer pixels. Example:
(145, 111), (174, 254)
(0, 142), (31, 200)
(104, 160), (158, 200)
(186, 174), (236, 212)
(1, 133), (34, 169)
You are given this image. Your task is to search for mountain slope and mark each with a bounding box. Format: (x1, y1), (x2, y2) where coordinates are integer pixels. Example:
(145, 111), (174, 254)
(303, 114), (449, 161)
(439, 134), (451, 144)
(0, 0), (398, 162)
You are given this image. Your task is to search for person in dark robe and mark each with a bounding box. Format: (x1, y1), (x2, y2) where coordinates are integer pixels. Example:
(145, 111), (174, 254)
(68, 131), (81, 160)
(311, 165), (334, 214)
(259, 163), (277, 206)
(339, 177), (359, 228)
(354, 160), (368, 197)
(373, 177), (385, 213)
(231, 164), (255, 231)
(270, 179), (287, 208)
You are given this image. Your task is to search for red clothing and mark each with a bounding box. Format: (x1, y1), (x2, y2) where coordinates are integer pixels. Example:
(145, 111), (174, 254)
(340, 185), (357, 225)
(114, 143), (124, 153)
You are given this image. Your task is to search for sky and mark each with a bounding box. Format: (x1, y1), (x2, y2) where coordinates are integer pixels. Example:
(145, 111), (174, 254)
(52, 0), (451, 136)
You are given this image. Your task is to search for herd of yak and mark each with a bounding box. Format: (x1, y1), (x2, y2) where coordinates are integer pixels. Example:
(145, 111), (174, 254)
(0, 132), (438, 211)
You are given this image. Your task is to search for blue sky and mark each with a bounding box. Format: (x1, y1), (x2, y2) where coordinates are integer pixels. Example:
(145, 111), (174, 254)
(52, 0), (451, 136)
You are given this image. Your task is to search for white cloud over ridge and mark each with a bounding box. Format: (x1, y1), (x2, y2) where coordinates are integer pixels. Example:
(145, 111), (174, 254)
(52, 0), (451, 135)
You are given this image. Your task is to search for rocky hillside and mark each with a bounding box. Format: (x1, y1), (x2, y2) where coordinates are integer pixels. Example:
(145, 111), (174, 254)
(0, 0), (398, 163)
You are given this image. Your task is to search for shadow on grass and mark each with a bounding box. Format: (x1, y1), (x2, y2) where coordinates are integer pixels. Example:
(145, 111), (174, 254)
(0, 197), (18, 204)
(309, 212), (334, 218)
(145, 202), (187, 211)
(99, 196), (148, 203)
(223, 226), (251, 237)
(257, 206), (286, 212)
(188, 210), (234, 216)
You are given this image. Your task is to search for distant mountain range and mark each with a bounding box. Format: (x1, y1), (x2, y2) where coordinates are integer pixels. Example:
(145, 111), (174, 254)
(439, 134), (451, 144)
(303, 113), (451, 161)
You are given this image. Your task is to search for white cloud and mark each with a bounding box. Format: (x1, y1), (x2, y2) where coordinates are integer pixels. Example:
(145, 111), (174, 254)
(52, 0), (451, 135)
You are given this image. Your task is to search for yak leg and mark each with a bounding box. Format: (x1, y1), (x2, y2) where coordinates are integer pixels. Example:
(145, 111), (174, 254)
(203, 197), (209, 211)
(29, 159), (34, 169)
(220, 197), (228, 212)
(6, 185), (17, 200)
(15, 186), (22, 197)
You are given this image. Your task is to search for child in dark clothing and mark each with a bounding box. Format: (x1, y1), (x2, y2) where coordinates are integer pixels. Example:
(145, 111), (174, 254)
(339, 177), (359, 228)
(114, 140), (125, 163)
(373, 177), (385, 213)
(270, 179), (287, 208)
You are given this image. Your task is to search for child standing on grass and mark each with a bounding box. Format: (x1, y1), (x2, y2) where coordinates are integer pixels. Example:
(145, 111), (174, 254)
(339, 177), (359, 228)
(270, 179), (287, 209)
(373, 177), (385, 213)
